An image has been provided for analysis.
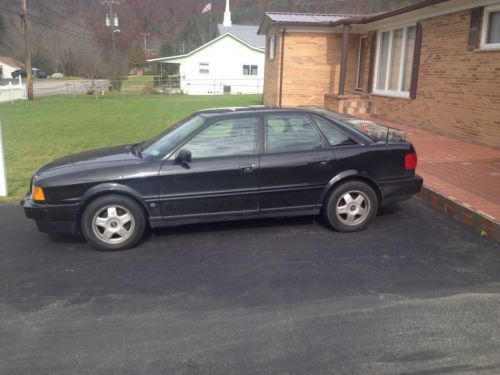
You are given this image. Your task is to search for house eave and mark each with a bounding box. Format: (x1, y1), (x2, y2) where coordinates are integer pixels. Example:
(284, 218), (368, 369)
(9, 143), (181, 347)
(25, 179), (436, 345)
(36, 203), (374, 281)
(148, 32), (264, 64)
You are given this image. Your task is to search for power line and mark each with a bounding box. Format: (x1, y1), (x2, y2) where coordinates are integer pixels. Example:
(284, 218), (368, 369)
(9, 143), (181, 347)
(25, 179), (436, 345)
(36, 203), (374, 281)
(27, 15), (97, 42)
(0, 5), (96, 42)
(31, 3), (92, 31)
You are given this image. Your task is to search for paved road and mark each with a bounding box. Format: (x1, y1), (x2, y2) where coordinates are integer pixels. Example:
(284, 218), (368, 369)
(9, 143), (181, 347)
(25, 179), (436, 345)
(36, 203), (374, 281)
(0, 199), (499, 374)
(34, 79), (109, 97)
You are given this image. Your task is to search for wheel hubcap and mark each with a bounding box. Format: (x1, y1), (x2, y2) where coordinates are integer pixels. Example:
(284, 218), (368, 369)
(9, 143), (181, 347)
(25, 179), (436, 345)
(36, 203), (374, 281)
(335, 190), (370, 226)
(92, 205), (135, 245)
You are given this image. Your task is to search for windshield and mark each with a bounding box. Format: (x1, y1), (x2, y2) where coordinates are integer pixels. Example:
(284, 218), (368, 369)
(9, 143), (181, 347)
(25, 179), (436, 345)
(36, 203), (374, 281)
(141, 115), (206, 158)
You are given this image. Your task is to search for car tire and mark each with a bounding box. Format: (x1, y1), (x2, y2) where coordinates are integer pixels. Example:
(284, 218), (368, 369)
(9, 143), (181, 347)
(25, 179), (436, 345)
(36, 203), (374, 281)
(323, 180), (378, 232)
(81, 195), (146, 251)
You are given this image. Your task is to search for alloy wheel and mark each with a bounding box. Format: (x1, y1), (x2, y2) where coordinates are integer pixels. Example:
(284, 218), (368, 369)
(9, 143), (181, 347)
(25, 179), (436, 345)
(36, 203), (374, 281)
(92, 205), (136, 245)
(335, 190), (371, 226)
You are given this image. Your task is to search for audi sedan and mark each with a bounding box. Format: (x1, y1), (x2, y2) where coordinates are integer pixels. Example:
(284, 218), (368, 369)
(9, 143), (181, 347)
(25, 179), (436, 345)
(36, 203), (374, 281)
(22, 107), (423, 251)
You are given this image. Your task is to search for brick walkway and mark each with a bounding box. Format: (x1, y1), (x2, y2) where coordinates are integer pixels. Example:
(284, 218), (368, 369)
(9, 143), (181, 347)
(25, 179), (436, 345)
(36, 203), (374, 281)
(358, 115), (500, 227)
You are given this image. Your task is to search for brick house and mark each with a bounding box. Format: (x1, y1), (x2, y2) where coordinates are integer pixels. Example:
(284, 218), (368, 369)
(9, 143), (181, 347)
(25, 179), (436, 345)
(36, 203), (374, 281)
(258, 0), (500, 147)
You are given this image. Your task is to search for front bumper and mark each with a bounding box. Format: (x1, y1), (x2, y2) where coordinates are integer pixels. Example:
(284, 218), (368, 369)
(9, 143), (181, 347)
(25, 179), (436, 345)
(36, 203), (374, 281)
(379, 174), (423, 206)
(21, 195), (81, 234)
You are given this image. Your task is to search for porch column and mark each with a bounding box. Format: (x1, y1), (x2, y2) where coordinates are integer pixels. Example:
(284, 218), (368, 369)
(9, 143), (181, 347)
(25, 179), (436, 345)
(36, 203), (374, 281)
(338, 24), (350, 96)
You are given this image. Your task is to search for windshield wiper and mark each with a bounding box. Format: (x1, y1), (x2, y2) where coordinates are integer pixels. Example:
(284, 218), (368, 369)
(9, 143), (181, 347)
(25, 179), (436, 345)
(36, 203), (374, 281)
(130, 143), (142, 158)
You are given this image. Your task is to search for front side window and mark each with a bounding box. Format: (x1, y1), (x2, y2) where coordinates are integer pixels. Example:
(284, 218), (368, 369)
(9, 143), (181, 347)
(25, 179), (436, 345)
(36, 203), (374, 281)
(266, 115), (322, 153)
(374, 25), (416, 97)
(311, 115), (356, 146)
(481, 5), (500, 48)
(184, 117), (258, 159)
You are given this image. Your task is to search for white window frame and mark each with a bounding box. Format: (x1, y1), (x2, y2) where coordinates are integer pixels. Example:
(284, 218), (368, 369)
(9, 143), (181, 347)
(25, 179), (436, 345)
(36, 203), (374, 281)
(480, 4), (500, 50)
(199, 62), (209, 75)
(372, 23), (416, 99)
(243, 64), (258, 76)
(356, 35), (367, 91)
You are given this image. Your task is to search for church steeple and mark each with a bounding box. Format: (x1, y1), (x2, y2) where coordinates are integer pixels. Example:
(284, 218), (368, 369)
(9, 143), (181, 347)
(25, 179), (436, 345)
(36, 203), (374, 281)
(223, 0), (232, 27)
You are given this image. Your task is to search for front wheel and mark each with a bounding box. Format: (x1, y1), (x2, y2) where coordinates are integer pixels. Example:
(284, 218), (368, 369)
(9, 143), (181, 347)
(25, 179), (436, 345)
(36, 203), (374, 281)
(323, 181), (378, 232)
(81, 195), (146, 251)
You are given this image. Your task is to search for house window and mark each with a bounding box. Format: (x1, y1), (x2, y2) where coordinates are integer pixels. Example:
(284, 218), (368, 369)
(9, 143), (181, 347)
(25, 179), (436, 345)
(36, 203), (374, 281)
(243, 65), (258, 76)
(267, 35), (276, 61)
(374, 25), (416, 97)
(480, 4), (500, 49)
(199, 62), (209, 75)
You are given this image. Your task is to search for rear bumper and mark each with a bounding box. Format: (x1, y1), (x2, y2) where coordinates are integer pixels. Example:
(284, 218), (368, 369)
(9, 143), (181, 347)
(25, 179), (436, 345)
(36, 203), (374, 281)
(379, 175), (423, 206)
(21, 195), (81, 234)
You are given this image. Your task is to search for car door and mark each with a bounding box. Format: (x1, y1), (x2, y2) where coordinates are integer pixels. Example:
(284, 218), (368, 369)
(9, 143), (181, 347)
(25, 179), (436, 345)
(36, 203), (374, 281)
(158, 115), (262, 220)
(259, 113), (337, 212)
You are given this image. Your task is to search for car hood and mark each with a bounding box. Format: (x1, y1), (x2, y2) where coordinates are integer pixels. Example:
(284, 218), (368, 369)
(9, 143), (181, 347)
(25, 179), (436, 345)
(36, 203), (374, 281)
(38, 144), (139, 174)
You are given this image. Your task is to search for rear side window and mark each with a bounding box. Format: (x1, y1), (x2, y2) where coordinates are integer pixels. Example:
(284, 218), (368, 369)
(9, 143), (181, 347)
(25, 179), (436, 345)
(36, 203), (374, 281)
(311, 115), (356, 146)
(266, 115), (322, 153)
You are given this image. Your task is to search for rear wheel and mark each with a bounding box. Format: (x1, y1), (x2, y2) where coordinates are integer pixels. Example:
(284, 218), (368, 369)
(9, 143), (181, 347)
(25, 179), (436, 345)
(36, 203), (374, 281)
(324, 180), (378, 232)
(81, 195), (146, 251)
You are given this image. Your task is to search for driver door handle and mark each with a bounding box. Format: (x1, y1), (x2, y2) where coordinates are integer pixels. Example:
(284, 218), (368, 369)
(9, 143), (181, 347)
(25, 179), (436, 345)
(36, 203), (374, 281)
(240, 164), (256, 173)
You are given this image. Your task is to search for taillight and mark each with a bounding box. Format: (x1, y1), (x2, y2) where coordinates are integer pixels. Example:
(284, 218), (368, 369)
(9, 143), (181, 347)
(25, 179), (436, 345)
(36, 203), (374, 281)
(405, 153), (417, 170)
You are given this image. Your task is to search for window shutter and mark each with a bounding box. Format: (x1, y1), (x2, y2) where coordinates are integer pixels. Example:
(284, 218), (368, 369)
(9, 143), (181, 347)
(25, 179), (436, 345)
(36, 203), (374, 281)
(468, 7), (483, 51)
(366, 31), (377, 93)
(409, 22), (423, 100)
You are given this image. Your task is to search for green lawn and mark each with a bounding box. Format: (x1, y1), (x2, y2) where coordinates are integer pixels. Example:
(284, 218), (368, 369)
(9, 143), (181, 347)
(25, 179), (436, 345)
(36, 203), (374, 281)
(0, 93), (262, 201)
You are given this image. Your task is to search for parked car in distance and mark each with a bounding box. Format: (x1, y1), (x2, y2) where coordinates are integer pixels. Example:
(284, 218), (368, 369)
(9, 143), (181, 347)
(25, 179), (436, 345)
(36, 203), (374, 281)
(22, 107), (423, 251)
(11, 69), (27, 79)
(32, 68), (48, 78)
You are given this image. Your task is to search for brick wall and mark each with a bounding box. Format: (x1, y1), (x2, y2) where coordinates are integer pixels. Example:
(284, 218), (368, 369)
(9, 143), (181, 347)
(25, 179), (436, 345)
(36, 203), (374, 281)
(262, 28), (360, 107)
(264, 8), (500, 147)
(263, 27), (281, 107)
(366, 10), (500, 147)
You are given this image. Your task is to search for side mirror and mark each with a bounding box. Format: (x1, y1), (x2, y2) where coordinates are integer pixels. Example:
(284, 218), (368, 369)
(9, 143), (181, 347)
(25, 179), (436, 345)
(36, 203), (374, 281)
(176, 149), (192, 167)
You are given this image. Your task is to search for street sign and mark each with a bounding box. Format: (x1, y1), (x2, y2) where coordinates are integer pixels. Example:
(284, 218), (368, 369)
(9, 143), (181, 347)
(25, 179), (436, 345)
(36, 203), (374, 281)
(0, 121), (8, 196)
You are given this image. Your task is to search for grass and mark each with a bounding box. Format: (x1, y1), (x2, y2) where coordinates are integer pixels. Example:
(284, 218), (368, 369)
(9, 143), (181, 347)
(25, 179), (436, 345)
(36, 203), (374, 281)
(0, 93), (262, 201)
(122, 76), (155, 92)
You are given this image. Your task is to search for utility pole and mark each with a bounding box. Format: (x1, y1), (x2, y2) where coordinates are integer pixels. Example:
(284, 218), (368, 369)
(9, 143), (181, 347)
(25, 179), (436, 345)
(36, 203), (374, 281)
(20, 0), (33, 100)
(141, 17), (150, 56)
(102, 0), (120, 78)
(141, 32), (150, 54)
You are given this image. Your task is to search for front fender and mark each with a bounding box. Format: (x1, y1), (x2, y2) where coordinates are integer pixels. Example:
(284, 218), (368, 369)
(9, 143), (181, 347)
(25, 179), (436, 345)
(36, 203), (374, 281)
(81, 183), (150, 211)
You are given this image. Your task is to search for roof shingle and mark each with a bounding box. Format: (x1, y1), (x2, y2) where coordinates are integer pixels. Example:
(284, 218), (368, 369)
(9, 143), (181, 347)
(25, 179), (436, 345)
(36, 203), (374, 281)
(264, 12), (355, 24)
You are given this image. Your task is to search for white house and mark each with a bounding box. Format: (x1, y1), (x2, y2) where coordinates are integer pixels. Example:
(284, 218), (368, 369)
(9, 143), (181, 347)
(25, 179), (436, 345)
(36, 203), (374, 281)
(0, 57), (24, 80)
(148, 0), (265, 95)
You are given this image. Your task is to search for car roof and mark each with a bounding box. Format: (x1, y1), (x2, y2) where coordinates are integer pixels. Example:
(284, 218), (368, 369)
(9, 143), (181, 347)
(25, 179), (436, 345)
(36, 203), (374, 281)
(195, 106), (377, 145)
(196, 106), (325, 118)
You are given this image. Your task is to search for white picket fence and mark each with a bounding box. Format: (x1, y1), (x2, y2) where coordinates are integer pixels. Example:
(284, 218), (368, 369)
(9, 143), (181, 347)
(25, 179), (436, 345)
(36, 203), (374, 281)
(0, 121), (7, 197)
(0, 77), (27, 104)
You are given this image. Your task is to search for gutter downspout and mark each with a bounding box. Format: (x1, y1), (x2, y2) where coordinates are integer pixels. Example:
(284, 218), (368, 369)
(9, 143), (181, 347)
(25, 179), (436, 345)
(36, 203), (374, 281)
(279, 27), (286, 108)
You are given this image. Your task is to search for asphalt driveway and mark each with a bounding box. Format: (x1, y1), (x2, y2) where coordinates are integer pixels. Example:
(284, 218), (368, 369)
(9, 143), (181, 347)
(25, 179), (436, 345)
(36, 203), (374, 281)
(0, 199), (499, 374)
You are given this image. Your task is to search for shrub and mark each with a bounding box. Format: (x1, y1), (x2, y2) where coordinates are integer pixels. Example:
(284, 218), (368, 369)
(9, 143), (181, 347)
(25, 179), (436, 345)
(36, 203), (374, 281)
(141, 84), (159, 95)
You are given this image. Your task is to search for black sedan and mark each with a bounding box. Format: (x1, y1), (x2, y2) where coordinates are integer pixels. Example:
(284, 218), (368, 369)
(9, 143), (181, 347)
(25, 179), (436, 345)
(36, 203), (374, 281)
(22, 108), (423, 251)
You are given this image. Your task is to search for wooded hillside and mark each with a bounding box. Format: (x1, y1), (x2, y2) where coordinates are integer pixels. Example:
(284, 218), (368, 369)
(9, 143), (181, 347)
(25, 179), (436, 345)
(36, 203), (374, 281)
(0, 0), (422, 77)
